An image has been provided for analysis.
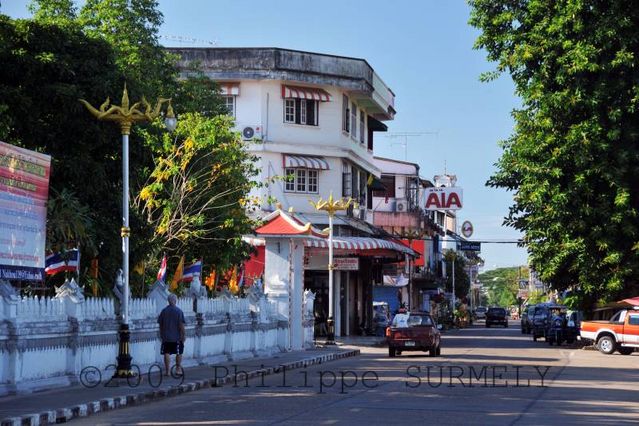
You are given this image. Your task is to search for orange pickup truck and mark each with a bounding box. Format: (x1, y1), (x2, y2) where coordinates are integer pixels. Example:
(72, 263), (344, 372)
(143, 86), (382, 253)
(579, 308), (639, 355)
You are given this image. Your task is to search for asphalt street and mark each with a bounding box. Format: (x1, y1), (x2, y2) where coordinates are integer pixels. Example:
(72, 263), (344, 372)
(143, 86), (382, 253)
(71, 321), (639, 425)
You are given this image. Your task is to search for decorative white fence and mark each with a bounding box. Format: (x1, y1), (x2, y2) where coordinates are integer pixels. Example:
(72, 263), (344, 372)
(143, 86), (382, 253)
(15, 296), (66, 322)
(0, 280), (312, 396)
(80, 297), (115, 320)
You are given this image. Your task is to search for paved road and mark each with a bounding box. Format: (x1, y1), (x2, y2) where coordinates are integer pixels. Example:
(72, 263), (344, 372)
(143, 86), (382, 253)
(72, 321), (639, 425)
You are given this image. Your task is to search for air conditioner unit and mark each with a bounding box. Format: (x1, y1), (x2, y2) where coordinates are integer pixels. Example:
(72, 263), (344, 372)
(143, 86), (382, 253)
(396, 199), (408, 212)
(241, 125), (262, 141)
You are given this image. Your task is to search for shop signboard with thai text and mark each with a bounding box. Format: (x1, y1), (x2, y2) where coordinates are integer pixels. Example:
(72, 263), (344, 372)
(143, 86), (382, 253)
(0, 141), (51, 281)
(334, 257), (359, 270)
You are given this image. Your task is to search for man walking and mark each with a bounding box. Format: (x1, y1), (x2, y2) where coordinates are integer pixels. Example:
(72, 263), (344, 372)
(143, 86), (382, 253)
(158, 294), (186, 376)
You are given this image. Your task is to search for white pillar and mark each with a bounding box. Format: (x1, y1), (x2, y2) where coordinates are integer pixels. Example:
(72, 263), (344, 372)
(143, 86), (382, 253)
(344, 271), (350, 336)
(122, 133), (130, 325)
(334, 271), (341, 338)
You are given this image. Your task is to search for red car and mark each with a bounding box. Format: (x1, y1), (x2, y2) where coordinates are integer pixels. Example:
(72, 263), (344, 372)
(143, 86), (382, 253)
(386, 311), (442, 357)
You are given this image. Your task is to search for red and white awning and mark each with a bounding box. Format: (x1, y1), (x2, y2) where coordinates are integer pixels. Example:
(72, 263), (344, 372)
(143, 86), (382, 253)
(219, 82), (240, 96)
(304, 237), (415, 255)
(283, 155), (330, 170)
(281, 85), (331, 102)
(242, 235), (415, 256)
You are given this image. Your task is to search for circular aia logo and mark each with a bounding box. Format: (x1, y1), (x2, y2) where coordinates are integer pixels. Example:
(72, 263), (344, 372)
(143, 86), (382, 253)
(461, 221), (473, 238)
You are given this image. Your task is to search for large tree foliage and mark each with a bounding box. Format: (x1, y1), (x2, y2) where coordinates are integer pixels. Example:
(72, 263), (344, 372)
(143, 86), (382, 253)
(3, 2), (246, 294)
(478, 266), (529, 308)
(469, 0), (639, 303)
(0, 14), (123, 268)
(135, 113), (260, 272)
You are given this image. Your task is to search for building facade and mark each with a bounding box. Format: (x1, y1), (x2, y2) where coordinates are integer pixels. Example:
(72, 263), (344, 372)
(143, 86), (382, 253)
(169, 47), (411, 336)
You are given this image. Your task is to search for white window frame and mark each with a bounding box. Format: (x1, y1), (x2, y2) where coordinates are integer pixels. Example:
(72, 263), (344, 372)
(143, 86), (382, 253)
(350, 101), (357, 139)
(342, 94), (350, 133)
(307, 170), (319, 193)
(223, 95), (236, 117)
(284, 99), (295, 123)
(283, 98), (318, 126)
(359, 110), (365, 144)
(285, 168), (296, 192)
(284, 168), (320, 194)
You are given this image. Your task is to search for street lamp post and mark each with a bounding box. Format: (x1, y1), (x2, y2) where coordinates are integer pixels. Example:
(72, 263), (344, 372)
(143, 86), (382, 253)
(80, 85), (176, 377)
(310, 192), (352, 344)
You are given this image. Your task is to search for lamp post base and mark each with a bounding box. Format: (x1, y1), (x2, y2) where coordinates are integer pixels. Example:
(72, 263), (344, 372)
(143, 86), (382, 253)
(325, 317), (336, 345)
(113, 323), (136, 378)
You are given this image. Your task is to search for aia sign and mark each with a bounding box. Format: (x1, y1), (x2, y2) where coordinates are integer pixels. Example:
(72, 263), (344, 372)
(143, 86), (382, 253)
(424, 187), (463, 210)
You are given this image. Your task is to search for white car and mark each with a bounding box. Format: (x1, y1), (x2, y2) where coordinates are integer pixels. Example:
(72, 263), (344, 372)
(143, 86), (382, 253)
(475, 307), (487, 319)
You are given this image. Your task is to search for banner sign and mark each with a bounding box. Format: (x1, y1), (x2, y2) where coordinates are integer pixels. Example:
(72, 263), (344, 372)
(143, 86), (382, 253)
(0, 141), (51, 281)
(424, 187), (463, 210)
(458, 241), (481, 251)
(334, 257), (359, 271)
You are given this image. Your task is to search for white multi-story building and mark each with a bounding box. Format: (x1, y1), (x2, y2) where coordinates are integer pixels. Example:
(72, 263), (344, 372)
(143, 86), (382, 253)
(171, 48), (395, 218)
(170, 47), (411, 336)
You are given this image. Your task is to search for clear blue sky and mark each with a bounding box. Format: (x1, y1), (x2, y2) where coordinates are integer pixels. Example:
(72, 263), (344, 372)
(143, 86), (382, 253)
(3, 0), (527, 271)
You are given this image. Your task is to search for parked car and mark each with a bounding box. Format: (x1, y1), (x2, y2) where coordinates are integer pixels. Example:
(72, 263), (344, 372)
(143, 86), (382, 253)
(386, 311), (441, 357)
(531, 303), (566, 341)
(520, 304), (536, 334)
(475, 306), (487, 320)
(580, 308), (639, 355)
(486, 307), (508, 328)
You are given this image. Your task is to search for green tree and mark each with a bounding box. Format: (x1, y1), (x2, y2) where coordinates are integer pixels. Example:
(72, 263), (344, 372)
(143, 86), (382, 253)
(469, 0), (639, 304)
(135, 112), (260, 277)
(443, 250), (471, 300)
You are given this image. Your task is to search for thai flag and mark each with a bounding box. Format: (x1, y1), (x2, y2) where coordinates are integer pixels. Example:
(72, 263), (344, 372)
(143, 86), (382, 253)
(45, 249), (79, 275)
(182, 259), (202, 283)
(156, 254), (167, 282)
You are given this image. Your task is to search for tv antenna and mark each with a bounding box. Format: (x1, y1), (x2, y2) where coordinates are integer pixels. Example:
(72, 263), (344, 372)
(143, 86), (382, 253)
(384, 131), (438, 160)
(160, 34), (218, 46)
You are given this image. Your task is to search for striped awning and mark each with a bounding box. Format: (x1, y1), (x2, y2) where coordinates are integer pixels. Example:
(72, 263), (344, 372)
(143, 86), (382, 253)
(281, 85), (331, 102)
(243, 235), (416, 256)
(219, 82), (240, 96)
(284, 155), (330, 170)
(305, 237), (416, 256)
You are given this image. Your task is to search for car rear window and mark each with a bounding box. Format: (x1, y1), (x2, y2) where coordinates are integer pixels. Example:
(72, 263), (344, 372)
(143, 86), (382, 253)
(407, 314), (434, 327)
(488, 308), (506, 315)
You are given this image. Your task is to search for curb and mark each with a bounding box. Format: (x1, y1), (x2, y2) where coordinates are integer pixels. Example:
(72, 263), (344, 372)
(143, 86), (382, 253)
(1, 349), (359, 426)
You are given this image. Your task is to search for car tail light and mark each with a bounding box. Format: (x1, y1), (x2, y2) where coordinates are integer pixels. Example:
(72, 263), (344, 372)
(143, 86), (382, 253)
(385, 327), (391, 337)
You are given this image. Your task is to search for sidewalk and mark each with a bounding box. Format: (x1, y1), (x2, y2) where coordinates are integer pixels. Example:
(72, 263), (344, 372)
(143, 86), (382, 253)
(0, 347), (359, 426)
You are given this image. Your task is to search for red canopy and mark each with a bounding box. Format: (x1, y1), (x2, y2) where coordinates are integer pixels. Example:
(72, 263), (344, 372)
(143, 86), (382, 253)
(620, 296), (639, 306)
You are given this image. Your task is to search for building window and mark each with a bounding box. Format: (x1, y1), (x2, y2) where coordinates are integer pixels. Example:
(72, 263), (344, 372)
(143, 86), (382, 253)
(285, 168), (296, 192)
(284, 168), (319, 193)
(223, 96), (236, 117)
(350, 102), (357, 138)
(308, 170), (318, 193)
(342, 95), (350, 133)
(342, 162), (352, 197)
(283, 99), (318, 126)
(359, 110), (365, 144)
(373, 174), (396, 198)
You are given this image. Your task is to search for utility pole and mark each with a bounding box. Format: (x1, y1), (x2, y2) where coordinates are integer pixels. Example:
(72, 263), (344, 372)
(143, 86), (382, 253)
(384, 132), (438, 160)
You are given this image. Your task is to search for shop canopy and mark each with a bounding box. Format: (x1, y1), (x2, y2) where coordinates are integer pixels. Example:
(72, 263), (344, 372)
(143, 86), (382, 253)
(248, 208), (417, 257)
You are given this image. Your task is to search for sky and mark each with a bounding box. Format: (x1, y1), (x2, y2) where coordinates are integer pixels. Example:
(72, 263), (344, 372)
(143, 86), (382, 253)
(2, 0), (528, 271)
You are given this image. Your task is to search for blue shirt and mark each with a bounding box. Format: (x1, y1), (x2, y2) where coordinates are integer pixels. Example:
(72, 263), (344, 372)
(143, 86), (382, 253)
(158, 305), (185, 342)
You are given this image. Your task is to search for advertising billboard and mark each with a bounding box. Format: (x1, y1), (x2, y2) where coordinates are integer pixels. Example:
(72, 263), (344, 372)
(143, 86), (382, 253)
(424, 187), (463, 210)
(0, 141), (51, 281)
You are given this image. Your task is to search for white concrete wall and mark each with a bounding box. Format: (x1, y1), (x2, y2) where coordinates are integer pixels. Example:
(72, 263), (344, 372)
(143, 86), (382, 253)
(0, 294), (297, 396)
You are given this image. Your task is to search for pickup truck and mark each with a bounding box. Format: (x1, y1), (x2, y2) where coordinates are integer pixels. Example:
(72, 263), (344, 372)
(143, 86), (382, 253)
(386, 311), (441, 357)
(580, 308), (639, 355)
